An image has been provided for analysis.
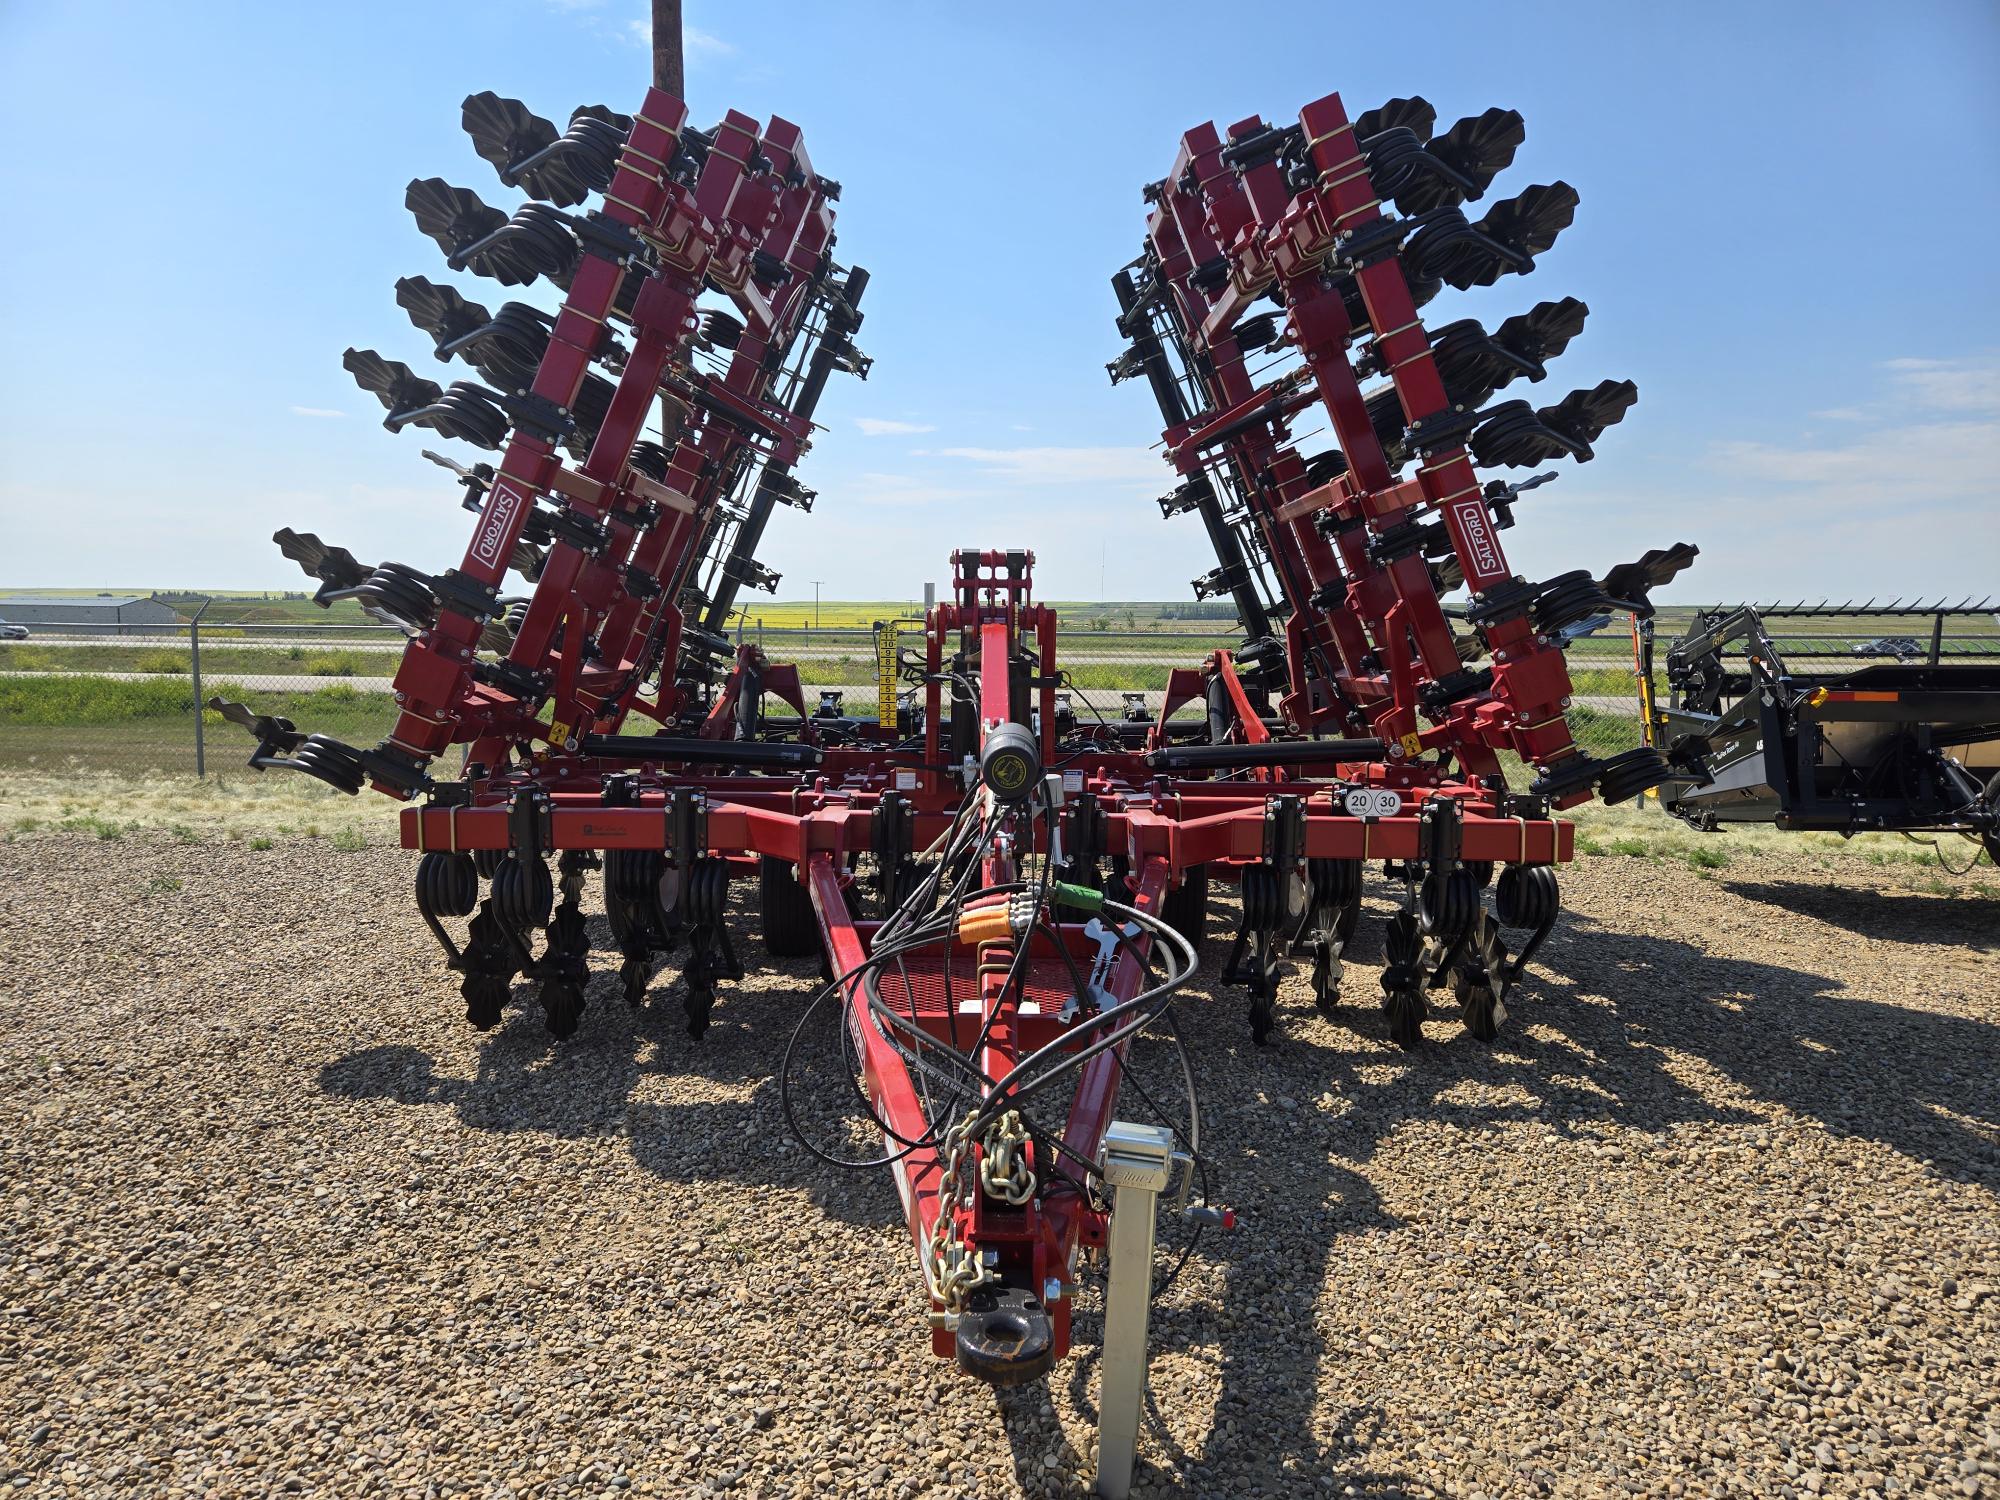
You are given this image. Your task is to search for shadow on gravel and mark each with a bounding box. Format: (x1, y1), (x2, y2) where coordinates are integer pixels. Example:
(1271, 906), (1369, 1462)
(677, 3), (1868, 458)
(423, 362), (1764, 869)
(1023, 941), (1421, 1496)
(1719, 878), (2000, 951)
(317, 911), (903, 1231)
(1116, 887), (1999, 1486)
(1535, 914), (1999, 1192)
(313, 880), (1998, 1494)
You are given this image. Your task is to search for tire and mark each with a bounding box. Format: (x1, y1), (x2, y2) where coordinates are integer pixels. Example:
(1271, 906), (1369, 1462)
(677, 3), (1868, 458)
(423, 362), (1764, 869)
(759, 856), (819, 958)
(1334, 884), (1363, 948)
(1161, 866), (1209, 958)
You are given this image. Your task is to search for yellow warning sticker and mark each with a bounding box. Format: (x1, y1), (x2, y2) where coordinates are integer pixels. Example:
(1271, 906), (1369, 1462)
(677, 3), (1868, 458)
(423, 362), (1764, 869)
(1400, 731), (1422, 758)
(874, 620), (900, 728)
(548, 720), (572, 747)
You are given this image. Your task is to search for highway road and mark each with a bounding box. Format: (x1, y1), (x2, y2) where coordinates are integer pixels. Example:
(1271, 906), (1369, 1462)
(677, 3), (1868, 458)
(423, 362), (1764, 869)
(1, 669), (1639, 718)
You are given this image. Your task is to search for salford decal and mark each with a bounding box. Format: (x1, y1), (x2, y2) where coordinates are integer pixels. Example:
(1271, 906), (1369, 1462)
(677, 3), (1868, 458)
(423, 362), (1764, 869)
(471, 480), (528, 569)
(1450, 498), (1503, 583)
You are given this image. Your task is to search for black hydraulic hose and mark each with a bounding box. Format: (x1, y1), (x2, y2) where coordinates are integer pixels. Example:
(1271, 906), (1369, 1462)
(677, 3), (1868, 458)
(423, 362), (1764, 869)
(577, 734), (824, 768)
(956, 896), (1196, 1142)
(781, 786), (994, 1166)
(1144, 737), (1387, 771)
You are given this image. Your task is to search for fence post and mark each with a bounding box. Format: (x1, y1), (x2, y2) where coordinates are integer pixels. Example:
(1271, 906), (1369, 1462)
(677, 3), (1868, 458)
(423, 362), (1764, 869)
(190, 598), (212, 778)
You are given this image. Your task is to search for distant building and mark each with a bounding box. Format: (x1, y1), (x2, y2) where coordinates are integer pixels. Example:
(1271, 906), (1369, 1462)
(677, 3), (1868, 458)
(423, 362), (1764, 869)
(0, 594), (182, 634)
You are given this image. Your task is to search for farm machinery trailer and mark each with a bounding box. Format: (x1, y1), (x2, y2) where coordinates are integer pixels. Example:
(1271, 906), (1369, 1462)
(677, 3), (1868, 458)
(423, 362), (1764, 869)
(1644, 601), (2000, 861)
(211, 67), (1695, 1487)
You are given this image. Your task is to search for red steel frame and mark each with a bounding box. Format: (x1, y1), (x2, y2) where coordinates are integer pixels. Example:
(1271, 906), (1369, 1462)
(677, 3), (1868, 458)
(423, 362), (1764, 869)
(240, 80), (1609, 1378)
(379, 92), (841, 785)
(1142, 96), (1591, 800)
(394, 546), (1571, 1365)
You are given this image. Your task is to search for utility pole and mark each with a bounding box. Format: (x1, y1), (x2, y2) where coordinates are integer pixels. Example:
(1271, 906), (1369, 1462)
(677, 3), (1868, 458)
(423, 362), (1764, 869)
(651, 0), (683, 96)
(811, 580), (823, 629)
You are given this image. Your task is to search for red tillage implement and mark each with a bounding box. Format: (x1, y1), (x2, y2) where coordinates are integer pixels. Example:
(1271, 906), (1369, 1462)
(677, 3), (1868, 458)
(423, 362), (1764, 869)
(216, 81), (1691, 1405)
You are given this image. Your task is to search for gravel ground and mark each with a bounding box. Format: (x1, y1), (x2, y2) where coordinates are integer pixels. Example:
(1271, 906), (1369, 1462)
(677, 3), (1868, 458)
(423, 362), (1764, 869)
(0, 835), (1995, 1500)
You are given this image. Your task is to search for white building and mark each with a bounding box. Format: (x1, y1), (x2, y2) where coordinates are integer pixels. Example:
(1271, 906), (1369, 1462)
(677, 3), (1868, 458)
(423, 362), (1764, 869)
(0, 594), (183, 634)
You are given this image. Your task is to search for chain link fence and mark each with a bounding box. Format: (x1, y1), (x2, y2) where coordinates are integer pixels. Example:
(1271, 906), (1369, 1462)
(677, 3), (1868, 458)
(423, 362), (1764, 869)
(0, 612), (1661, 778)
(0, 619), (405, 778)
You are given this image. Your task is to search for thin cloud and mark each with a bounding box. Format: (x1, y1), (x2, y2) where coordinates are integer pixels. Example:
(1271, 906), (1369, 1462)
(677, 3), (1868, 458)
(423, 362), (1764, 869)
(855, 418), (937, 437)
(1704, 352), (2000, 514)
(835, 473), (974, 508)
(623, 16), (733, 59)
(1881, 355), (2000, 415)
(937, 446), (1163, 486)
(290, 406), (346, 419)
(1710, 421), (1997, 510)
(685, 26), (733, 57)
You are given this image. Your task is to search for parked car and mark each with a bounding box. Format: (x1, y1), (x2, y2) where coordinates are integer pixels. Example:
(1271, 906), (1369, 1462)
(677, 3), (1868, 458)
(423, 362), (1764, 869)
(1851, 635), (1923, 659)
(0, 620), (28, 640)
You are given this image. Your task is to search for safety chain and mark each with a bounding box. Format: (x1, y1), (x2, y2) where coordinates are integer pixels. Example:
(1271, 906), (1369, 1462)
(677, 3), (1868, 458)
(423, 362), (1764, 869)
(923, 1110), (992, 1313)
(922, 1106), (1041, 1315)
(979, 1108), (1036, 1205)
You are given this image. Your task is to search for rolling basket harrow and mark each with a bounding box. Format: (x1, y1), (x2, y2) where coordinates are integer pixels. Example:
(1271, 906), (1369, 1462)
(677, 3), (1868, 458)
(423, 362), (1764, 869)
(211, 70), (1699, 1480)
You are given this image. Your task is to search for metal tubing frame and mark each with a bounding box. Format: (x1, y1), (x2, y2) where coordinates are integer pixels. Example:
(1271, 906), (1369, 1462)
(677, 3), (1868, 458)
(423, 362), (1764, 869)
(1120, 91), (1621, 801)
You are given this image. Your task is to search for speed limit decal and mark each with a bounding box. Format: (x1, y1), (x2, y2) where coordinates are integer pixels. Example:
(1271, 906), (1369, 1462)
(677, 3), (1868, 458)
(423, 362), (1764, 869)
(1342, 787), (1403, 819)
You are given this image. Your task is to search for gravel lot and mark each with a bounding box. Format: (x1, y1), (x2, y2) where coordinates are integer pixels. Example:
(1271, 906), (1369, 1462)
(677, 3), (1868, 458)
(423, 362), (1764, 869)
(1, 835), (1995, 1499)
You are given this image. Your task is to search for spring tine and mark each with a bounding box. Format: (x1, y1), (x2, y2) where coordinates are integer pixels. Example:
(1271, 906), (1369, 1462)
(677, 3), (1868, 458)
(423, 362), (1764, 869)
(1354, 96), (1437, 143)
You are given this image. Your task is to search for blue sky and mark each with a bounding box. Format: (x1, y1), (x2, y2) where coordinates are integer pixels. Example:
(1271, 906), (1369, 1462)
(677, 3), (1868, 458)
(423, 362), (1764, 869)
(2, 1), (1995, 604)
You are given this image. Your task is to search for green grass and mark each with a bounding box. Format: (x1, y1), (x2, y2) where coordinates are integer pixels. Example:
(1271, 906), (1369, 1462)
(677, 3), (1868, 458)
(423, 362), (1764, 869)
(0, 643), (394, 677)
(0, 675), (400, 773)
(1, 673), (194, 726)
(1567, 665), (1655, 698)
(1569, 798), (1995, 876)
(0, 769), (393, 845)
(58, 813), (127, 841)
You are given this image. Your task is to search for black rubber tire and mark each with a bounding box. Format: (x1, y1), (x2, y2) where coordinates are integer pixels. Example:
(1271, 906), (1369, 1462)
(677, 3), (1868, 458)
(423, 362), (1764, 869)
(604, 887), (639, 947)
(1334, 884), (1363, 947)
(759, 856), (819, 958)
(1161, 867), (1209, 958)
